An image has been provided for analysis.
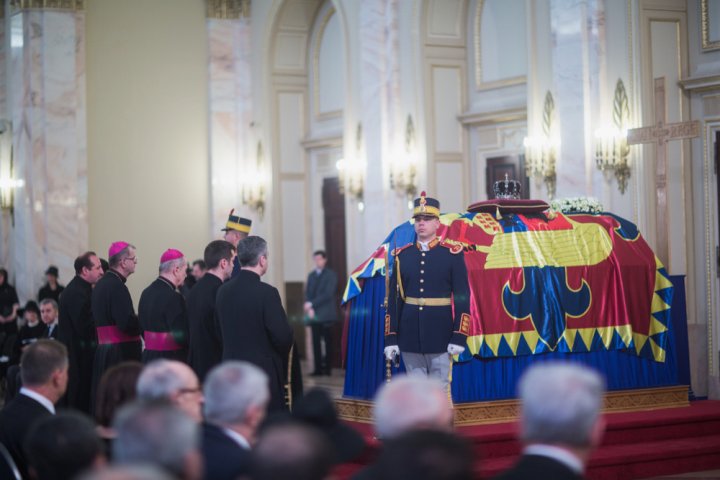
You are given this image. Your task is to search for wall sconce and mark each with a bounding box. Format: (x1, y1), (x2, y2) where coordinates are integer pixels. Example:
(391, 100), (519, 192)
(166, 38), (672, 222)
(241, 140), (266, 219)
(389, 115), (418, 209)
(0, 120), (22, 217)
(337, 123), (366, 212)
(523, 91), (559, 199)
(594, 79), (630, 194)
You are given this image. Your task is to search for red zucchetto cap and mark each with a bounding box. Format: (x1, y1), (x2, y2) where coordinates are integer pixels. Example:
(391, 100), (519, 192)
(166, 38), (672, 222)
(160, 249), (184, 264)
(109, 241), (130, 258)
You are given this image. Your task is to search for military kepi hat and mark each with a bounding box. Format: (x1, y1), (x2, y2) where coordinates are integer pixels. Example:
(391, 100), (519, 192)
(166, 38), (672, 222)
(221, 209), (252, 234)
(412, 191), (440, 218)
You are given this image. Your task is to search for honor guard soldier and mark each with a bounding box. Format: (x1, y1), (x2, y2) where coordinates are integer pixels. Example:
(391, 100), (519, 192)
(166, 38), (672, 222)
(384, 192), (471, 390)
(221, 209), (252, 278)
(138, 249), (190, 363)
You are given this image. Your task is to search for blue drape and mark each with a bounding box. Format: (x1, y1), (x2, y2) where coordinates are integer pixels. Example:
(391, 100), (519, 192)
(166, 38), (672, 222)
(343, 275), (684, 402)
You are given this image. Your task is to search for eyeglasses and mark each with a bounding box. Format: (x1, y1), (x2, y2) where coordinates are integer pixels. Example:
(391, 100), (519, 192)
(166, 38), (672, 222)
(124, 256), (138, 264)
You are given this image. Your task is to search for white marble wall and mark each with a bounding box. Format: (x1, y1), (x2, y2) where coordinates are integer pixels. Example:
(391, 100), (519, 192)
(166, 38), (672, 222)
(8, 9), (87, 302)
(0, 7), (10, 269)
(207, 17), (255, 234)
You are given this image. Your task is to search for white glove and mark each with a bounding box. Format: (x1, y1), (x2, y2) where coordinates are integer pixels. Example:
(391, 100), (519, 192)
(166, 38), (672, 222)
(447, 344), (465, 356)
(384, 345), (400, 361)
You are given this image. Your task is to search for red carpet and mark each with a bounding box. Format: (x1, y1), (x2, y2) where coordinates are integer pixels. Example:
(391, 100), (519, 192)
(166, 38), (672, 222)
(338, 400), (720, 480)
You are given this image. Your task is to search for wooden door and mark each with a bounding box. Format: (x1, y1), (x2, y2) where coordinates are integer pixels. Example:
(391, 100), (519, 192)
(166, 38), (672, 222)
(322, 177), (347, 368)
(485, 155), (530, 199)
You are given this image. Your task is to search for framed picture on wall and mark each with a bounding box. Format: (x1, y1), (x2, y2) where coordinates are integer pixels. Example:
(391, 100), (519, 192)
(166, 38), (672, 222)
(701, 0), (720, 51)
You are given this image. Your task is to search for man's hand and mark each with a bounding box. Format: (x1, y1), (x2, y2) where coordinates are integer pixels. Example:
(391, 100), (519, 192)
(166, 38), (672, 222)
(447, 343), (465, 356)
(384, 345), (400, 361)
(303, 301), (312, 313)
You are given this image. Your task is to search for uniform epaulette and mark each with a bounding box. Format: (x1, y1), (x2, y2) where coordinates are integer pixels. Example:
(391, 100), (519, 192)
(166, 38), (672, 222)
(391, 243), (413, 256)
(441, 240), (464, 254)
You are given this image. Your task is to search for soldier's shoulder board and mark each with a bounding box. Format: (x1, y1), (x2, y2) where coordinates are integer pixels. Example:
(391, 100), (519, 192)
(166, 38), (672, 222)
(391, 243), (413, 256)
(440, 240), (464, 254)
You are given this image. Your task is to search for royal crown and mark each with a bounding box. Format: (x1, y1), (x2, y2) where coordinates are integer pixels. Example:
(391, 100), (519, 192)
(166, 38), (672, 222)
(492, 174), (522, 199)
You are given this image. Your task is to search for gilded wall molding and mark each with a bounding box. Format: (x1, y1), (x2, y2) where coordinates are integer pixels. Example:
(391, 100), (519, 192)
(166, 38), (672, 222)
(474, 0), (526, 91)
(9, 0), (84, 12)
(701, 0), (720, 51)
(206, 0), (250, 19)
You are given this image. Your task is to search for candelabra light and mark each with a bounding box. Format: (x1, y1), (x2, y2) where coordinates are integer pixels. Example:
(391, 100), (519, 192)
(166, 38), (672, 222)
(0, 120), (22, 214)
(337, 123), (366, 212)
(241, 140), (267, 219)
(390, 115), (418, 209)
(594, 79), (631, 194)
(523, 91), (559, 199)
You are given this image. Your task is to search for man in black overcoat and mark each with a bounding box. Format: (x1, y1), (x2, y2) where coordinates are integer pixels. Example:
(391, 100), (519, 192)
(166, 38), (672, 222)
(215, 236), (294, 412)
(138, 249), (189, 364)
(58, 251), (103, 413)
(91, 241), (142, 405)
(304, 250), (338, 376)
(188, 240), (236, 381)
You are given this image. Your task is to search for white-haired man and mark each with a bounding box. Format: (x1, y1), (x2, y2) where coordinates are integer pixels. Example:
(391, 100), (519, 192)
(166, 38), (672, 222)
(136, 359), (204, 423)
(493, 362), (606, 480)
(201, 361), (269, 480)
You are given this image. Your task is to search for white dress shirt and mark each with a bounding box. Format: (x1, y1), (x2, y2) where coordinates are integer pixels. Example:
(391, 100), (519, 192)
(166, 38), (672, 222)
(19, 387), (55, 414)
(524, 444), (584, 474)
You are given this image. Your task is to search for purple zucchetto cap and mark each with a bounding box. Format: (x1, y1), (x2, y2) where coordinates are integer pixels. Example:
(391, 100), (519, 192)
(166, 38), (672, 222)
(109, 241), (130, 258)
(160, 249), (184, 264)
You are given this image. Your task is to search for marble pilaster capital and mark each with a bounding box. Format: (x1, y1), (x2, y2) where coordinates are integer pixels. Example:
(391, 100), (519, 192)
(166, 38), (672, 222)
(206, 0), (250, 19)
(10, 0), (84, 13)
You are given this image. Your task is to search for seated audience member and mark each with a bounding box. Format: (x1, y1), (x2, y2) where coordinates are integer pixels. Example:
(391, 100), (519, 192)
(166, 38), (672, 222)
(38, 265), (64, 303)
(201, 361), (269, 480)
(292, 388), (366, 464)
(12, 301), (46, 364)
(250, 422), (333, 480)
(39, 298), (59, 339)
(78, 465), (175, 480)
(493, 362), (606, 480)
(95, 362), (144, 445)
(373, 375), (454, 439)
(372, 429), (474, 480)
(0, 339), (68, 479)
(136, 359), (203, 422)
(24, 411), (106, 480)
(112, 402), (202, 480)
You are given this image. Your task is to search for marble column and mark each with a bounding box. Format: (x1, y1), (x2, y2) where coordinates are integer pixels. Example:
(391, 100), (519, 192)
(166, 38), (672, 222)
(7, 2), (87, 302)
(352, 0), (403, 260)
(206, 0), (255, 234)
(0, 3), (10, 266)
(549, 0), (602, 197)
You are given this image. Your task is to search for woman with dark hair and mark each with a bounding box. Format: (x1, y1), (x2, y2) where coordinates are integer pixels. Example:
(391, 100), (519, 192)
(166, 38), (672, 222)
(94, 361), (143, 454)
(0, 268), (20, 335)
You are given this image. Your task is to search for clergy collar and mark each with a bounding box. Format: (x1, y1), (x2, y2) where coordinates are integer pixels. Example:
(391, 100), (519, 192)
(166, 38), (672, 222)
(416, 237), (440, 250)
(108, 269), (127, 283)
(158, 276), (176, 290)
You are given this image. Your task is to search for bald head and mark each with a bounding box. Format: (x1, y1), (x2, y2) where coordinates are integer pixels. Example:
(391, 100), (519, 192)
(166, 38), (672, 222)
(136, 360), (203, 422)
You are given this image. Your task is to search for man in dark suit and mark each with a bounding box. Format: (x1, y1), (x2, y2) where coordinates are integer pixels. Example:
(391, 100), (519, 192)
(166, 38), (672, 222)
(187, 240), (236, 381)
(201, 361), (269, 480)
(304, 250), (338, 376)
(138, 249), (189, 363)
(0, 339), (68, 479)
(91, 242), (142, 403)
(215, 236), (294, 412)
(57, 251), (103, 413)
(39, 299), (59, 339)
(493, 363), (606, 480)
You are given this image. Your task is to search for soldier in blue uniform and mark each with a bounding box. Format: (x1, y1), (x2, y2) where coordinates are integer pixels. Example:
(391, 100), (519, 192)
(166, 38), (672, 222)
(384, 192), (471, 390)
(221, 209), (252, 278)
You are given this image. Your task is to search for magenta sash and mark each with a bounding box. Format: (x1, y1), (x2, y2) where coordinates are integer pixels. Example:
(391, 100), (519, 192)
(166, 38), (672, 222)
(143, 331), (182, 351)
(96, 326), (141, 345)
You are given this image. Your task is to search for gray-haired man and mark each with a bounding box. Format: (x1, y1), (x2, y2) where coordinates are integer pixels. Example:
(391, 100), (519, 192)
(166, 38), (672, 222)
(201, 361), (269, 480)
(493, 362), (606, 480)
(215, 236), (294, 412)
